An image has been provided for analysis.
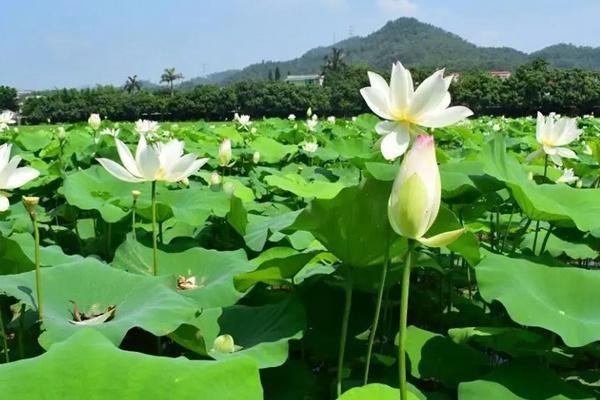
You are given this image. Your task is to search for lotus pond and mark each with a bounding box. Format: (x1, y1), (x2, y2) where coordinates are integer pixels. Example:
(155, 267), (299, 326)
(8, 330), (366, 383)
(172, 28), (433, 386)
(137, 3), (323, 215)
(0, 112), (600, 399)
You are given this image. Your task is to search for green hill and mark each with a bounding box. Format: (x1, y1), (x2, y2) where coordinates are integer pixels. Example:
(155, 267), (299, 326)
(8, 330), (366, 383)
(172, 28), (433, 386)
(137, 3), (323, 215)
(178, 18), (600, 87)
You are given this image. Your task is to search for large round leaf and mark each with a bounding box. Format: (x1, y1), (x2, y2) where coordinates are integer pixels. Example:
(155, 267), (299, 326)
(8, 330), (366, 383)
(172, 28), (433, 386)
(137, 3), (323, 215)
(172, 297), (305, 368)
(458, 360), (594, 400)
(477, 252), (600, 347)
(64, 166), (229, 225)
(265, 173), (346, 200)
(0, 329), (263, 400)
(338, 384), (420, 400)
(0, 258), (199, 348)
(289, 178), (395, 268)
(112, 237), (255, 308)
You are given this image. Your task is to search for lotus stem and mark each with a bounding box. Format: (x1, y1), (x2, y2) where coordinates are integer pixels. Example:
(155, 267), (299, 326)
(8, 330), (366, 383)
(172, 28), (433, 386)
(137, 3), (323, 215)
(131, 202), (137, 240)
(363, 237), (390, 385)
(501, 205), (515, 252)
(151, 181), (158, 276)
(399, 240), (415, 400)
(533, 156), (549, 253)
(0, 310), (9, 363)
(337, 269), (354, 397)
(23, 197), (43, 324)
(539, 224), (554, 256)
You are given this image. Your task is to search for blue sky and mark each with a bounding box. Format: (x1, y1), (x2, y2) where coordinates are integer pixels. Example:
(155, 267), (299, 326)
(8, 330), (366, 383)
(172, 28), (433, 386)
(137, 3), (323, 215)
(1, 0), (598, 89)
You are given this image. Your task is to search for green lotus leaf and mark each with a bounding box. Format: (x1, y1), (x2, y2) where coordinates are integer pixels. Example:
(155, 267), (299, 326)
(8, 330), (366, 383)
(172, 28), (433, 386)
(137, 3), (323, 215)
(0, 329), (263, 400)
(338, 384), (420, 400)
(64, 166), (230, 225)
(458, 360), (594, 399)
(265, 173), (346, 199)
(172, 297), (305, 368)
(250, 136), (298, 163)
(477, 252), (600, 347)
(289, 178), (396, 268)
(112, 237), (254, 308)
(0, 258), (199, 348)
(403, 326), (490, 388)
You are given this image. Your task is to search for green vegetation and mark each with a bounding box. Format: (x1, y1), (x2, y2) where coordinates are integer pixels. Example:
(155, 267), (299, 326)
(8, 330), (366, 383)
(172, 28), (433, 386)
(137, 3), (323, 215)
(0, 114), (598, 398)
(11, 60), (600, 124)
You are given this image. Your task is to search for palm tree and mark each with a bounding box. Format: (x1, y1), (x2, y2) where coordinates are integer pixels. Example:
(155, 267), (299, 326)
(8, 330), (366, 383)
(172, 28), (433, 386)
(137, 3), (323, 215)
(124, 75), (142, 94)
(160, 68), (184, 96)
(322, 48), (347, 76)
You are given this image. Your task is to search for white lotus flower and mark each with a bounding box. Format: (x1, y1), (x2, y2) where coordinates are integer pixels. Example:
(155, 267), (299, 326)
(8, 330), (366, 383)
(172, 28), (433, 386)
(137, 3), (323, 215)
(88, 113), (101, 130)
(527, 112), (581, 166)
(302, 141), (319, 153)
(97, 136), (208, 183)
(218, 138), (232, 167)
(234, 113), (251, 129)
(306, 117), (318, 132)
(288, 114), (296, 121)
(387, 135), (463, 247)
(556, 168), (578, 184)
(100, 128), (120, 138)
(492, 123), (501, 132)
(134, 119), (160, 137)
(360, 62), (473, 160)
(0, 144), (40, 211)
(0, 111), (16, 132)
(327, 116), (336, 124)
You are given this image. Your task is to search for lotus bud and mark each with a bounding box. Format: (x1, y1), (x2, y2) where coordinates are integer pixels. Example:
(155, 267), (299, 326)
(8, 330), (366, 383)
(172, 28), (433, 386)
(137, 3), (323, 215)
(223, 182), (236, 195)
(252, 151), (260, 164)
(131, 190), (141, 201)
(210, 172), (221, 186)
(218, 139), (232, 167)
(22, 196), (39, 218)
(251, 127), (257, 134)
(388, 135), (440, 240)
(306, 107), (312, 118)
(576, 179), (583, 188)
(212, 334), (236, 353)
(57, 127), (66, 141)
(387, 136), (464, 248)
(88, 113), (101, 130)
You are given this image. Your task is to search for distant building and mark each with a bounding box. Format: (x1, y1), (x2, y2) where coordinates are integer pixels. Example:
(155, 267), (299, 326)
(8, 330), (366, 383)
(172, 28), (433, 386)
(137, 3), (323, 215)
(285, 74), (324, 86)
(490, 70), (512, 79)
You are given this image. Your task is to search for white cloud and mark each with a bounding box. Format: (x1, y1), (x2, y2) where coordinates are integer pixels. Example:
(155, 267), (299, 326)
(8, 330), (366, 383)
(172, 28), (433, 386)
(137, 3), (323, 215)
(377, 0), (418, 16)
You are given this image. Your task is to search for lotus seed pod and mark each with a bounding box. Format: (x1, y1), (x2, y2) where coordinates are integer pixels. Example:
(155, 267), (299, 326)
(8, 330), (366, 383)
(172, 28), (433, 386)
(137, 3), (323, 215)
(22, 196), (40, 217)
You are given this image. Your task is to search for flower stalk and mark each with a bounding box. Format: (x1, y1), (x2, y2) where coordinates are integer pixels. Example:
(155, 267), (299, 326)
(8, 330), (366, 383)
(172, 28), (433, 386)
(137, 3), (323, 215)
(337, 270), (353, 397)
(363, 235), (390, 385)
(131, 190), (140, 240)
(151, 181), (158, 276)
(23, 196), (43, 324)
(398, 240), (415, 400)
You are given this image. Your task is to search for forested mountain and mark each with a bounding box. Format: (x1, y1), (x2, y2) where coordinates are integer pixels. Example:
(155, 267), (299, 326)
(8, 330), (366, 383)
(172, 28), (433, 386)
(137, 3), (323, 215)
(177, 18), (600, 87)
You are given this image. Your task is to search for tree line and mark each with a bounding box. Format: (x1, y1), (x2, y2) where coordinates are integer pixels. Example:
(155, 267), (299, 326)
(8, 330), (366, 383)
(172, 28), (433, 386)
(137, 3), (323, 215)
(6, 59), (600, 124)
